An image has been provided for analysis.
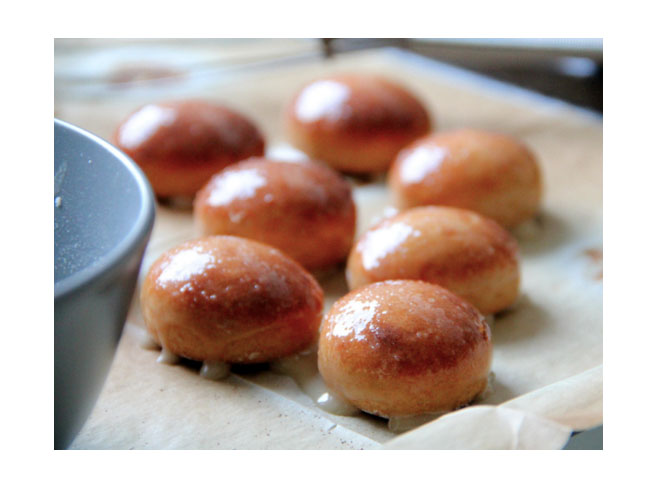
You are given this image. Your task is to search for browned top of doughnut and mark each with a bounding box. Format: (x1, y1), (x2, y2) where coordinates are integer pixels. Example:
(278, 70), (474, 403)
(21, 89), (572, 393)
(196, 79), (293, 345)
(143, 236), (322, 328)
(321, 280), (490, 376)
(348, 206), (519, 283)
(195, 157), (354, 224)
(388, 129), (540, 203)
(286, 74), (431, 136)
(114, 100), (265, 167)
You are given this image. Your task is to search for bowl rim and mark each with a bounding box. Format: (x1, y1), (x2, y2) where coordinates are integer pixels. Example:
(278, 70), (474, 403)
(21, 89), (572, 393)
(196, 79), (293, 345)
(54, 118), (155, 301)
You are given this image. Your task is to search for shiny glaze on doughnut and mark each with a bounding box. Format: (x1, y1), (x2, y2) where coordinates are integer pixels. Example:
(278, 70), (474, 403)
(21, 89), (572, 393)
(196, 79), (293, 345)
(141, 236), (323, 363)
(285, 74), (431, 173)
(346, 206), (520, 314)
(114, 100), (265, 198)
(318, 280), (492, 417)
(194, 157), (356, 270)
(388, 129), (542, 227)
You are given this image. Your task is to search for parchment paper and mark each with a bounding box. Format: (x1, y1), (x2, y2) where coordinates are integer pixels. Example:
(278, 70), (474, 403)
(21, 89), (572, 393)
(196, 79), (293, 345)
(55, 48), (602, 449)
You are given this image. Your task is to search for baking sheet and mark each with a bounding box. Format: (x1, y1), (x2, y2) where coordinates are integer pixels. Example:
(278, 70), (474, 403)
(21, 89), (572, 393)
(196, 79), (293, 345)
(55, 48), (602, 449)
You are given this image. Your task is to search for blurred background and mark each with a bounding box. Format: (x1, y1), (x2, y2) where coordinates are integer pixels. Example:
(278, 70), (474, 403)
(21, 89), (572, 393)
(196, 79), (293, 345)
(54, 38), (603, 113)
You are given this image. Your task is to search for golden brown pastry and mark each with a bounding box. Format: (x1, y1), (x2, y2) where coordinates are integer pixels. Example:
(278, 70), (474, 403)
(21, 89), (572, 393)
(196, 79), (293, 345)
(285, 74), (431, 174)
(388, 129), (542, 227)
(318, 280), (492, 417)
(346, 206), (520, 314)
(114, 100), (265, 198)
(141, 236), (323, 363)
(194, 157), (356, 270)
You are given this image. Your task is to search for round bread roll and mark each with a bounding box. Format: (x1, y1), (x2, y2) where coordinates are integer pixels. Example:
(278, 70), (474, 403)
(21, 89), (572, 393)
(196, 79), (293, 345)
(114, 100), (265, 198)
(141, 236), (323, 363)
(285, 74), (431, 173)
(346, 206), (520, 314)
(194, 157), (356, 270)
(318, 280), (492, 417)
(388, 129), (542, 227)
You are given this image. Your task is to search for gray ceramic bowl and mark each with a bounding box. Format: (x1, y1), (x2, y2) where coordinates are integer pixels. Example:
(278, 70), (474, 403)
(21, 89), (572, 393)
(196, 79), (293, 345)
(54, 119), (155, 449)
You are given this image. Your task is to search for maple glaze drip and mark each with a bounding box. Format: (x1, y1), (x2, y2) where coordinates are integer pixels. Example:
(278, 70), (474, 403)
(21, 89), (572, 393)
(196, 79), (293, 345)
(271, 349), (359, 416)
(199, 360), (231, 381)
(157, 348), (180, 365)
